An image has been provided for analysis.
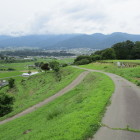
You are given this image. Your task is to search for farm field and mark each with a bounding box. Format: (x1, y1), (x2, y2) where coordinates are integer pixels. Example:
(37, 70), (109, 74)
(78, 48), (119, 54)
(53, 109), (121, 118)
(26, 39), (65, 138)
(80, 61), (140, 86)
(0, 71), (23, 79)
(0, 72), (114, 140)
(0, 57), (74, 79)
(0, 66), (83, 121)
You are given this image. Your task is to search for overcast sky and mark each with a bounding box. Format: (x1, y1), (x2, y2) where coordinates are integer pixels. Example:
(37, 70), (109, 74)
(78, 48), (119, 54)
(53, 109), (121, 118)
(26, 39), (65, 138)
(0, 0), (140, 35)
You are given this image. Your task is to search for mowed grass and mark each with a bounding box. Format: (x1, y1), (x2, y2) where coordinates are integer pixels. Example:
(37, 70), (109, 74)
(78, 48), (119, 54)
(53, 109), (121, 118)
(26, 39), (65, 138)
(0, 72), (114, 140)
(0, 67), (83, 120)
(80, 62), (140, 85)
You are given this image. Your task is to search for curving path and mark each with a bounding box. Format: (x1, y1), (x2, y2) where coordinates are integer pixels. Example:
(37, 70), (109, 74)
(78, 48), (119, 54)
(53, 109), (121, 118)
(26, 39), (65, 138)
(73, 66), (140, 140)
(0, 71), (89, 125)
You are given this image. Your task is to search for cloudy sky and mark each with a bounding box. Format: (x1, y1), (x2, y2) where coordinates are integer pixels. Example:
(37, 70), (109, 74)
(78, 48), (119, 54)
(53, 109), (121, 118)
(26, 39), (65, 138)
(0, 0), (140, 35)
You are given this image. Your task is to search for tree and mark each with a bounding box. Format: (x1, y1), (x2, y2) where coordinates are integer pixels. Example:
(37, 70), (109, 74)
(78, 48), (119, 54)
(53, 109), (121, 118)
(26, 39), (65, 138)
(74, 55), (92, 65)
(131, 41), (140, 59)
(28, 71), (31, 75)
(8, 78), (15, 88)
(90, 55), (101, 61)
(49, 61), (62, 81)
(41, 63), (50, 73)
(0, 93), (15, 117)
(112, 40), (134, 59)
(101, 48), (116, 60)
(49, 61), (60, 72)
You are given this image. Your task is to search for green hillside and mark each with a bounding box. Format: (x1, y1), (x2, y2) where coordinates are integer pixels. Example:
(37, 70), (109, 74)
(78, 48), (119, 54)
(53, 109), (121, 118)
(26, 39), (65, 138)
(0, 67), (83, 120)
(0, 72), (114, 140)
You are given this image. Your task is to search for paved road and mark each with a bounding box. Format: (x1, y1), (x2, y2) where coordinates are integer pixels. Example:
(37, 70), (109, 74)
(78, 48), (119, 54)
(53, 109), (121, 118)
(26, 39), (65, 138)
(73, 66), (140, 140)
(0, 71), (89, 125)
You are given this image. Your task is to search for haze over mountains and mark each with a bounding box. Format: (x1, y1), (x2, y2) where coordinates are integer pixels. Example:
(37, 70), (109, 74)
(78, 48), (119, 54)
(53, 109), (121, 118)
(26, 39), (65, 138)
(0, 32), (140, 50)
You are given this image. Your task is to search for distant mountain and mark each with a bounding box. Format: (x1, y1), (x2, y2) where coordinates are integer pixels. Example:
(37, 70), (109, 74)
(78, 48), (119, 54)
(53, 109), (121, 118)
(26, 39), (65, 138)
(0, 32), (140, 49)
(0, 35), (12, 41)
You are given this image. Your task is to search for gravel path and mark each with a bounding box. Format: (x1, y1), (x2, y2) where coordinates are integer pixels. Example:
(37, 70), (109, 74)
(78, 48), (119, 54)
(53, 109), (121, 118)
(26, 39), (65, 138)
(0, 71), (89, 125)
(74, 66), (140, 140)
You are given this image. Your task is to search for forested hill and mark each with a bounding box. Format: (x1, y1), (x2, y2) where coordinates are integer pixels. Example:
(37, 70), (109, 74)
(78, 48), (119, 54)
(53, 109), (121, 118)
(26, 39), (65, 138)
(0, 32), (140, 49)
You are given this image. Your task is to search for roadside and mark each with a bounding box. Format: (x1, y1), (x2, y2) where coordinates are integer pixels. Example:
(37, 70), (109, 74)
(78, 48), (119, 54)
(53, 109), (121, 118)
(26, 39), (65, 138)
(73, 66), (140, 140)
(0, 71), (89, 125)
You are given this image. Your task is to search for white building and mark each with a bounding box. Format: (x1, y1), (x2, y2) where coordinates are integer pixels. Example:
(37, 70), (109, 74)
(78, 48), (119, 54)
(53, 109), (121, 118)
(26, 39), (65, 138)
(22, 72), (39, 77)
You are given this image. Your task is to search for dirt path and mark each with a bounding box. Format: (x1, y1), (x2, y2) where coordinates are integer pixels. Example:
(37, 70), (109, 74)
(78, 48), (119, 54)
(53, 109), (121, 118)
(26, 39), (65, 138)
(0, 71), (89, 125)
(73, 66), (140, 140)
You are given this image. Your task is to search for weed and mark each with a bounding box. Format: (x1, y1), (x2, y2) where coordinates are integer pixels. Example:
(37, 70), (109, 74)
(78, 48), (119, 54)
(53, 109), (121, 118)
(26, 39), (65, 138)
(46, 106), (64, 120)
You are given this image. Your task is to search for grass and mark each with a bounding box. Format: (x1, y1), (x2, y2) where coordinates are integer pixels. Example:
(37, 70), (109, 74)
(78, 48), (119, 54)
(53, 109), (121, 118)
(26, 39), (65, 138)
(0, 62), (36, 71)
(0, 72), (114, 140)
(0, 58), (74, 71)
(102, 123), (140, 133)
(80, 62), (140, 86)
(0, 67), (83, 121)
(102, 60), (140, 63)
(0, 71), (22, 79)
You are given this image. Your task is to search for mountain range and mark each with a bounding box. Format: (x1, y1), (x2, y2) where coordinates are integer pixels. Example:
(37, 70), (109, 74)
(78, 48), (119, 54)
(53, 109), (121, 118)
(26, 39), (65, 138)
(0, 32), (140, 49)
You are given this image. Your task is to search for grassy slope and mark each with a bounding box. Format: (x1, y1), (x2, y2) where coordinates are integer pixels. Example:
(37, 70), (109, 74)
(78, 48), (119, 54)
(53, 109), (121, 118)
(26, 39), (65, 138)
(0, 67), (83, 120)
(103, 60), (140, 63)
(80, 63), (140, 85)
(0, 72), (114, 140)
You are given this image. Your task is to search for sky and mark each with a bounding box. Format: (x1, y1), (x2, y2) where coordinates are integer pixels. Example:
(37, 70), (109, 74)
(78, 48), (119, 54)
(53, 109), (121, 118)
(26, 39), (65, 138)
(0, 0), (140, 36)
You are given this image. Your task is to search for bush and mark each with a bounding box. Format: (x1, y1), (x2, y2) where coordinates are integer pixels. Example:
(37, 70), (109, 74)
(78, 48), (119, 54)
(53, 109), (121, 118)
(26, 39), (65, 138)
(91, 55), (101, 61)
(0, 93), (15, 117)
(7, 68), (15, 71)
(75, 59), (90, 65)
(61, 63), (68, 67)
(136, 81), (140, 86)
(49, 61), (60, 72)
(8, 78), (15, 88)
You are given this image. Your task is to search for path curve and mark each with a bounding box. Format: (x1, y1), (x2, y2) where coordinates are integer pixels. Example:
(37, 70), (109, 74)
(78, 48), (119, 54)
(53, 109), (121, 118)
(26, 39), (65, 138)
(73, 66), (140, 140)
(0, 71), (89, 125)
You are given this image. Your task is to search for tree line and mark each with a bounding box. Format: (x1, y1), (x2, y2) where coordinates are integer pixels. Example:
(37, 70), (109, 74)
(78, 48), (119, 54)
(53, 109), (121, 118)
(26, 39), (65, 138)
(0, 50), (75, 57)
(74, 40), (140, 65)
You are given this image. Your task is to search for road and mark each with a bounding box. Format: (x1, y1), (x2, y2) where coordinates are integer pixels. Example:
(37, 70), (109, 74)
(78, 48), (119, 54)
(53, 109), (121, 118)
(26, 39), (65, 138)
(73, 66), (140, 140)
(0, 71), (89, 125)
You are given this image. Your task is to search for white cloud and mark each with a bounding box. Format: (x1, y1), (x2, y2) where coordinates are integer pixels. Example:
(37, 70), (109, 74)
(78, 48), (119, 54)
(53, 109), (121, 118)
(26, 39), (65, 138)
(0, 0), (140, 35)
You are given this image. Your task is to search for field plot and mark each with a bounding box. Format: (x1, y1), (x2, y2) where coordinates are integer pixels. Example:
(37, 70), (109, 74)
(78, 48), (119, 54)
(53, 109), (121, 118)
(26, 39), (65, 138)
(0, 72), (114, 140)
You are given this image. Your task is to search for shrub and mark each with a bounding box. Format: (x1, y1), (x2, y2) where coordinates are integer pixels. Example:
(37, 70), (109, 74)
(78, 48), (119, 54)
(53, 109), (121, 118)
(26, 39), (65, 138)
(61, 63), (68, 67)
(75, 59), (90, 65)
(0, 93), (15, 117)
(7, 68), (15, 71)
(8, 78), (15, 88)
(136, 81), (140, 86)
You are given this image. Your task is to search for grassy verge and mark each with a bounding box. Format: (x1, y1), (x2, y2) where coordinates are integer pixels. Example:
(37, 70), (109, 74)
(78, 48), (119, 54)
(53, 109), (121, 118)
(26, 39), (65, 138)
(0, 72), (114, 140)
(80, 63), (140, 86)
(102, 60), (140, 63)
(0, 67), (83, 120)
